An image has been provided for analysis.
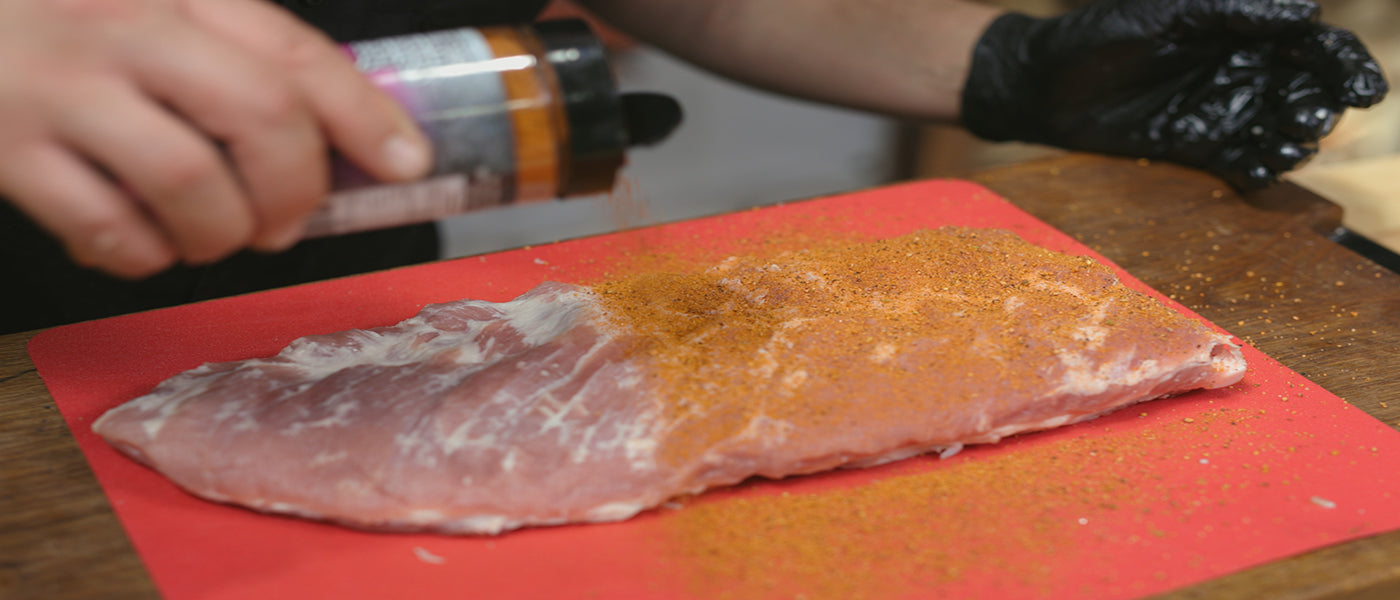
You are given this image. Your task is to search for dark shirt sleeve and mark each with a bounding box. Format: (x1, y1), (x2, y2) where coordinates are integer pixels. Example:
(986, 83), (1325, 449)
(271, 0), (551, 41)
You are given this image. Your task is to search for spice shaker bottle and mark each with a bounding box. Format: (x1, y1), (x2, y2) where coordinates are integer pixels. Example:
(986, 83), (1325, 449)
(303, 19), (682, 238)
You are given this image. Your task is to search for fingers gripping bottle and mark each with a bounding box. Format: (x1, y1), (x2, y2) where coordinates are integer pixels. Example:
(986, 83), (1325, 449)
(305, 19), (682, 238)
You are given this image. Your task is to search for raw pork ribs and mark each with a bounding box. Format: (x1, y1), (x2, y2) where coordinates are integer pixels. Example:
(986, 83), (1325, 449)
(94, 228), (1246, 534)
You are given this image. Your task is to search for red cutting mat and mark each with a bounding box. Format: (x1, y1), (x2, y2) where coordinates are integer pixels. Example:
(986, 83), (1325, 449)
(29, 180), (1400, 600)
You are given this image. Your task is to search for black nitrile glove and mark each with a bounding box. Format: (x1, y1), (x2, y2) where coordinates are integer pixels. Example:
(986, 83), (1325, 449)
(961, 0), (1389, 191)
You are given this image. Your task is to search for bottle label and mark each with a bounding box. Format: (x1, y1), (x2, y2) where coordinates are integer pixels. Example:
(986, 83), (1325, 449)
(304, 173), (508, 238)
(346, 28), (517, 178)
(308, 28), (524, 237)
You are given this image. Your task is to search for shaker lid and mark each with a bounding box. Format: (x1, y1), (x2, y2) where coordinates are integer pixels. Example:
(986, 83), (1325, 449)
(536, 19), (626, 196)
(536, 20), (682, 196)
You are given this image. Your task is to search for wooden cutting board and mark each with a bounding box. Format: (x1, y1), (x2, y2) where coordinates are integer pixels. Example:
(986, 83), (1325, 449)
(27, 180), (1400, 600)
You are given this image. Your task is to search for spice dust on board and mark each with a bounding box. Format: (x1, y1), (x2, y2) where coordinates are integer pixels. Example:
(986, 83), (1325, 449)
(653, 388), (1383, 600)
(574, 227), (1242, 599)
(542, 224), (1385, 599)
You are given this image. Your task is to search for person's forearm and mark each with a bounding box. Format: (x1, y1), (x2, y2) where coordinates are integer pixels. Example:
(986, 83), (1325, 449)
(577, 0), (1002, 122)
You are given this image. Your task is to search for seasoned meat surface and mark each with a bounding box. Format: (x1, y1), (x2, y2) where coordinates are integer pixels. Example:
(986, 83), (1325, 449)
(94, 228), (1246, 534)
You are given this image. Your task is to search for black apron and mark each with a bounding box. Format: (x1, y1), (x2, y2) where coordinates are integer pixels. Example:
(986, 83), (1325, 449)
(0, 0), (550, 334)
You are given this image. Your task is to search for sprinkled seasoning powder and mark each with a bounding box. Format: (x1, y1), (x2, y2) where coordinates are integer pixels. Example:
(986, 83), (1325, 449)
(592, 227), (1218, 467)
(658, 406), (1277, 600)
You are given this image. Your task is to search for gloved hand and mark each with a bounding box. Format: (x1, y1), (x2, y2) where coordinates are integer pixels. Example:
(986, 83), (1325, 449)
(960, 0), (1389, 191)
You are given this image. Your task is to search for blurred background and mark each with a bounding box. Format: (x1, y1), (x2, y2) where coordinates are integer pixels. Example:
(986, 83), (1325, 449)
(439, 0), (1400, 259)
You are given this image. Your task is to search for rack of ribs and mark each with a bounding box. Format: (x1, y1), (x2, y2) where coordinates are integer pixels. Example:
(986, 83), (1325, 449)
(93, 227), (1247, 534)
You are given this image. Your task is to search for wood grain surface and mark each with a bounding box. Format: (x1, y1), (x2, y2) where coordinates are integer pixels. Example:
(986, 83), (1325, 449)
(0, 330), (158, 600)
(2, 153), (1397, 600)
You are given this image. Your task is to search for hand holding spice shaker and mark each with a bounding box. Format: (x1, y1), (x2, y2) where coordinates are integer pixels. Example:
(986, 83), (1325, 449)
(306, 19), (682, 238)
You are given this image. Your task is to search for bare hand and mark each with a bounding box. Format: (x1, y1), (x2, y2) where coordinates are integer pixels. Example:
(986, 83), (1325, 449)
(0, 0), (432, 278)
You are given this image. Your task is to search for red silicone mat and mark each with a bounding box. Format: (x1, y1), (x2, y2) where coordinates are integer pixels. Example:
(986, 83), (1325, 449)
(29, 180), (1400, 600)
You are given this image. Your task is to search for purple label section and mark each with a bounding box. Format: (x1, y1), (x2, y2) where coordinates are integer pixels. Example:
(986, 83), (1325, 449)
(363, 68), (424, 115)
(316, 27), (519, 235)
(305, 173), (508, 238)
